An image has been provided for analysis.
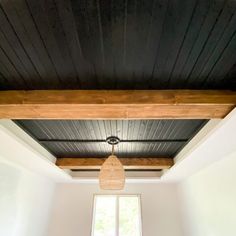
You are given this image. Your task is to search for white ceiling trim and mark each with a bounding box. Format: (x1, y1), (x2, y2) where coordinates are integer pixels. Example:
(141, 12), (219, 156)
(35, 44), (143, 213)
(69, 170), (162, 183)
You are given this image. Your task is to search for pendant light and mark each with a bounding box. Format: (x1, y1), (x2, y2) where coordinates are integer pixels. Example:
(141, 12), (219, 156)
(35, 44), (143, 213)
(99, 136), (125, 190)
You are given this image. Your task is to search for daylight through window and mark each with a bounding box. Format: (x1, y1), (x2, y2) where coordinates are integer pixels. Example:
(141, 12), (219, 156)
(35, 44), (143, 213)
(92, 195), (142, 236)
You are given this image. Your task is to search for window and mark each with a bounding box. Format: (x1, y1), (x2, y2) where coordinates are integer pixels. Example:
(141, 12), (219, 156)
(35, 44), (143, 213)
(92, 195), (142, 236)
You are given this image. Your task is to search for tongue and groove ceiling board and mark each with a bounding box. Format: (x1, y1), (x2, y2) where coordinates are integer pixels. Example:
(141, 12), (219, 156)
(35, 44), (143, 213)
(0, 0), (236, 90)
(15, 119), (207, 158)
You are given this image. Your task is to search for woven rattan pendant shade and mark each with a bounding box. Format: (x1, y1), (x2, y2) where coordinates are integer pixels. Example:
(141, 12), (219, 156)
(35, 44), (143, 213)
(99, 155), (125, 190)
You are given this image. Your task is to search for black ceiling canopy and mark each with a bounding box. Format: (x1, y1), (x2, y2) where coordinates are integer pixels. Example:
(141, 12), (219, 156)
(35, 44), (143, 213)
(0, 0), (236, 90)
(15, 119), (207, 158)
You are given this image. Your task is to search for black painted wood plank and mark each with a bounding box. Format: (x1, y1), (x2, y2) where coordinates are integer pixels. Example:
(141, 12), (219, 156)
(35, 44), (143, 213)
(98, 0), (116, 88)
(0, 6), (41, 88)
(151, 0), (197, 88)
(0, 0), (60, 88)
(43, 0), (79, 86)
(178, 0), (226, 87)
(132, 0), (155, 88)
(204, 32), (236, 88)
(121, 0), (137, 88)
(0, 58), (15, 85)
(71, 0), (107, 88)
(26, 0), (78, 88)
(187, 0), (236, 88)
(196, 3), (236, 87)
(162, 0), (197, 88)
(141, 0), (168, 88)
(0, 32), (25, 87)
(0, 44), (26, 88)
(55, 0), (95, 88)
(11, 0), (61, 88)
(223, 64), (236, 89)
(1, 1), (44, 78)
(110, 0), (127, 88)
(0, 70), (11, 89)
(151, 0), (180, 88)
(96, 0), (109, 87)
(169, 0), (213, 87)
(70, 0), (101, 87)
(152, 0), (197, 88)
(128, 0), (154, 88)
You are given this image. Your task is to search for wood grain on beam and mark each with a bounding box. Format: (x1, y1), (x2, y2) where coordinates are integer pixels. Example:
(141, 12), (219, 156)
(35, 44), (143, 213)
(56, 157), (174, 170)
(0, 90), (235, 119)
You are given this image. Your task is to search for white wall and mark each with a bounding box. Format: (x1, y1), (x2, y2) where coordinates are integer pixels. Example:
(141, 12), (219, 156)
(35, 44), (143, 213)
(47, 183), (184, 236)
(0, 162), (55, 236)
(178, 151), (236, 236)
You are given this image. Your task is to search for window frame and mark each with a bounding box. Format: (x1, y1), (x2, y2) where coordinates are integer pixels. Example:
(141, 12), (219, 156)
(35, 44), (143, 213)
(91, 194), (143, 236)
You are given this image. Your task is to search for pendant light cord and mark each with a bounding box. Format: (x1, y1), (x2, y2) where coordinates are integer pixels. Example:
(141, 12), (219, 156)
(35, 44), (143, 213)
(112, 144), (115, 155)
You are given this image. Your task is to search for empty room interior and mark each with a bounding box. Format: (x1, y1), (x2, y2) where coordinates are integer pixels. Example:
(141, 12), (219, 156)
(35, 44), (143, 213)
(0, 0), (236, 236)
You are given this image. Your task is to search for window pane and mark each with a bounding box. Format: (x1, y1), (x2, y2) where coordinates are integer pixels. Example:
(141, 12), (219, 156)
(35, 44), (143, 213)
(93, 196), (116, 236)
(119, 196), (141, 236)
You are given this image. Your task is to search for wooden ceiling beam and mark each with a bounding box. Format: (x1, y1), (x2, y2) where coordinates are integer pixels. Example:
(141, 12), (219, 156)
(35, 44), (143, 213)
(56, 157), (174, 170)
(0, 90), (235, 119)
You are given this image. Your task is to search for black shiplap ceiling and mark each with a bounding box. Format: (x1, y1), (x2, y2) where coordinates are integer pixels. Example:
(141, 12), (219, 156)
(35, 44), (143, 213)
(0, 0), (235, 90)
(15, 120), (207, 158)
